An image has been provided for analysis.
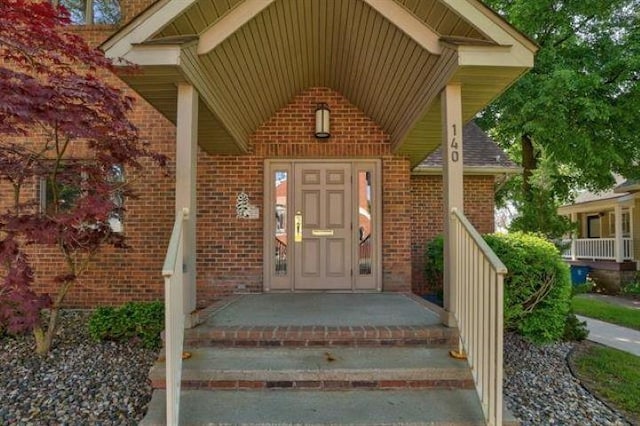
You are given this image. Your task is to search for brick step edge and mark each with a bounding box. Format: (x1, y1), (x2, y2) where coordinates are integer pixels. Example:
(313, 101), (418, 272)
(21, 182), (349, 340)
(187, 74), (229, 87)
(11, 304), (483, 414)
(151, 378), (475, 391)
(183, 325), (458, 348)
(184, 337), (456, 347)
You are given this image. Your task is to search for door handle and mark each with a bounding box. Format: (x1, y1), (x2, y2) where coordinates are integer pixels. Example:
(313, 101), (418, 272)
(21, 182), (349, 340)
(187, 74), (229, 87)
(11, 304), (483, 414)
(294, 211), (302, 242)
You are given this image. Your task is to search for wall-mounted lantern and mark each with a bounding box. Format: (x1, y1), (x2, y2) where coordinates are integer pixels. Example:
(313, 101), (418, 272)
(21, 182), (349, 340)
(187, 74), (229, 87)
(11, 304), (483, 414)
(315, 103), (330, 139)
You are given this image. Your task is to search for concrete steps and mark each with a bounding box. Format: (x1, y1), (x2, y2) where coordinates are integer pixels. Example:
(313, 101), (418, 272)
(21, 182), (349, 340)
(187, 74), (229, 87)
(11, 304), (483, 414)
(141, 295), (515, 425)
(149, 347), (474, 390)
(141, 389), (490, 426)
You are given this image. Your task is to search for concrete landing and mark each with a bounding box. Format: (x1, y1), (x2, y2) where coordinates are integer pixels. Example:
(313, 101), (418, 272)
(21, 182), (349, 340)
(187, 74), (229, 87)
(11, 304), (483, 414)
(150, 347), (472, 386)
(203, 293), (441, 327)
(141, 389), (487, 425)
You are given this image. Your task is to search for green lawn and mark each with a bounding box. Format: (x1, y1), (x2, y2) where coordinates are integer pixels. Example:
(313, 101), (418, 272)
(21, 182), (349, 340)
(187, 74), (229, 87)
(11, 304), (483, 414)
(572, 344), (640, 421)
(572, 296), (640, 331)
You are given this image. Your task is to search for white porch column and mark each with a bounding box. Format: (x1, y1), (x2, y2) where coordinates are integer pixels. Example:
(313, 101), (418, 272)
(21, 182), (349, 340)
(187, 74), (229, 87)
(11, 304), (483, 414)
(442, 83), (463, 327)
(570, 212), (577, 261)
(176, 83), (198, 320)
(615, 204), (624, 263)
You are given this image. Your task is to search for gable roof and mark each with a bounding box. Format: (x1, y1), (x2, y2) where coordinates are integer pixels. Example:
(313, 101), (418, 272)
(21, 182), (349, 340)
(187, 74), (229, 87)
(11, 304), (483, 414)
(101, 0), (537, 164)
(413, 121), (519, 174)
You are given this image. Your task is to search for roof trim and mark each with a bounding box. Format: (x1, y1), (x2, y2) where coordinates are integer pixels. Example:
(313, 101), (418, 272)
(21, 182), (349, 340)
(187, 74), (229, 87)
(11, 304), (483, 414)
(412, 165), (522, 176)
(558, 193), (637, 214)
(362, 0), (443, 55)
(101, 0), (198, 59)
(444, 0), (539, 53)
(197, 0), (276, 55)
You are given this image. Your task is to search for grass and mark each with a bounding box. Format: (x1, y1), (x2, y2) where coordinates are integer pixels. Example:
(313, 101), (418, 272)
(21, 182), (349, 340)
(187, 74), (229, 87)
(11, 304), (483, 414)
(571, 295), (640, 331)
(572, 343), (640, 421)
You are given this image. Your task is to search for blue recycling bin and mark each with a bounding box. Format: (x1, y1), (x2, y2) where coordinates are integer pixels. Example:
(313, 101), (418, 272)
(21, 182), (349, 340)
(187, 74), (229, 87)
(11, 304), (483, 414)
(570, 265), (591, 285)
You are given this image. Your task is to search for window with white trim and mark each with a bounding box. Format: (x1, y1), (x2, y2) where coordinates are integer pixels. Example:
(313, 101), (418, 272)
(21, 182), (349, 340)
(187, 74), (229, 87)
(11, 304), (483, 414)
(609, 210), (631, 237)
(53, 0), (122, 25)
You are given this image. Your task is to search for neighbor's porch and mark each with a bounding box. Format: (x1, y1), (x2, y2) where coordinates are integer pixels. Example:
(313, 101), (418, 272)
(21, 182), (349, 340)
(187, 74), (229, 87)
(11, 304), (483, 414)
(559, 202), (637, 264)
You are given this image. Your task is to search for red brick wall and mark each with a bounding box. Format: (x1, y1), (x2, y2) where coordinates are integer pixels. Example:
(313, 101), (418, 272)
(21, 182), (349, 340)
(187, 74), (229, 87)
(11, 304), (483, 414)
(2, 2), (497, 307)
(195, 87), (413, 306)
(410, 175), (496, 294)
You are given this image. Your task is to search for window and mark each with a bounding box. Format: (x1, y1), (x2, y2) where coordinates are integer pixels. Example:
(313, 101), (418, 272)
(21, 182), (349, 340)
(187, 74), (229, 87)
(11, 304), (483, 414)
(609, 210), (631, 237)
(40, 163), (125, 233)
(54, 0), (122, 25)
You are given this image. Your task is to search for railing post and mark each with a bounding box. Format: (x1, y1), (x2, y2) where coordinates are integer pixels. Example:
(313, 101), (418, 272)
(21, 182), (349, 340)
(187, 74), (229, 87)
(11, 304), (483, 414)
(176, 83), (198, 323)
(615, 205), (624, 263)
(570, 212), (577, 261)
(441, 83), (463, 327)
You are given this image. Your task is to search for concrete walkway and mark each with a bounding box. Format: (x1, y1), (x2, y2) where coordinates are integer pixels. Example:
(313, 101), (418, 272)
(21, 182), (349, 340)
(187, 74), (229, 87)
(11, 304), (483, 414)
(579, 293), (640, 310)
(577, 315), (640, 356)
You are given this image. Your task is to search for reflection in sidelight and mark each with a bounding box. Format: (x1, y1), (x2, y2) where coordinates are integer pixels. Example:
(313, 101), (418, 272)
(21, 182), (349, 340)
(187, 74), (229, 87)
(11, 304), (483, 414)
(275, 171), (287, 275)
(358, 171), (372, 275)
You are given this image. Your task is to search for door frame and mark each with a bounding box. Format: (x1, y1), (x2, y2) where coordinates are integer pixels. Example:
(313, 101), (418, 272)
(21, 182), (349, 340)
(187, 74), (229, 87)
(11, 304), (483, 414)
(263, 159), (382, 292)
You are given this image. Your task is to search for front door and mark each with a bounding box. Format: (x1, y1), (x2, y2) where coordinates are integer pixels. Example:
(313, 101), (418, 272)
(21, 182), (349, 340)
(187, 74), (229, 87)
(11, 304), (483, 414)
(265, 160), (380, 292)
(294, 163), (352, 290)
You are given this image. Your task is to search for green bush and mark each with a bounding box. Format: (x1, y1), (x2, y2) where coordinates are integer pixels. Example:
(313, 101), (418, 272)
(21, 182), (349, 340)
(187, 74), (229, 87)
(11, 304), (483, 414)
(563, 312), (589, 341)
(424, 232), (572, 344)
(88, 301), (164, 349)
(424, 236), (444, 296)
(622, 277), (640, 297)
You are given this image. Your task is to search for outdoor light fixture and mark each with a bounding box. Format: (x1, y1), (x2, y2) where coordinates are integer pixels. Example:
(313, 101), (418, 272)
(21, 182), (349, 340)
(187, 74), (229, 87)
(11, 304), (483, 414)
(315, 103), (330, 139)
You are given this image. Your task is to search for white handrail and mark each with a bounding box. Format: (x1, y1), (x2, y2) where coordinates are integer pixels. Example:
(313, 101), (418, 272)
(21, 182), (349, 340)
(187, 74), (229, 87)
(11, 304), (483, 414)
(561, 238), (633, 261)
(451, 208), (506, 426)
(162, 207), (189, 426)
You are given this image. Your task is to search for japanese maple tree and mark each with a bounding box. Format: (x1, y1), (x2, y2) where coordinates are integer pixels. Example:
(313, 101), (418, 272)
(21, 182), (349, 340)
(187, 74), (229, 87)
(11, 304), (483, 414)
(0, 0), (165, 353)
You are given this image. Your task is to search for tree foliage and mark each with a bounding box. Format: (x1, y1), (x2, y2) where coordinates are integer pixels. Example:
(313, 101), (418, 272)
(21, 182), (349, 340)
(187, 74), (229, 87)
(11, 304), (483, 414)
(480, 0), (640, 236)
(0, 0), (165, 353)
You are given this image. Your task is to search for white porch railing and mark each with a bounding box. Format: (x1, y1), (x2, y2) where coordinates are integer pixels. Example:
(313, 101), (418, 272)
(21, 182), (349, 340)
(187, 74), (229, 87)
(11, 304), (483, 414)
(162, 208), (189, 426)
(561, 238), (633, 261)
(451, 208), (507, 426)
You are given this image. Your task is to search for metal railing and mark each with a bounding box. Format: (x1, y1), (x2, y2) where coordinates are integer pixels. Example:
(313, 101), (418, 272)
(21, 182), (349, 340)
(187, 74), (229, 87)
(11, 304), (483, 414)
(451, 208), (507, 426)
(561, 238), (633, 261)
(162, 208), (189, 426)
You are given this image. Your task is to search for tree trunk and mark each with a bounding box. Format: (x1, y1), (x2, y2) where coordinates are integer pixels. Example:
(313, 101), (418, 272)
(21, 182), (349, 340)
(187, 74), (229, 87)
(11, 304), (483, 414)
(33, 305), (60, 355)
(521, 134), (537, 201)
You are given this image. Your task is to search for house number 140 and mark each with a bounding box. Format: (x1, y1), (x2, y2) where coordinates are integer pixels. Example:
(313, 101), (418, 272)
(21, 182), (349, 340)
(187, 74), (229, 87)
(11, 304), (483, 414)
(450, 124), (459, 162)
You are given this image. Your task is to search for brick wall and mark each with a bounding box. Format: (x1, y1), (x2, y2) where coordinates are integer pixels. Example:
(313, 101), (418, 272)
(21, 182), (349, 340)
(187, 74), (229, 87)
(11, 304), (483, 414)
(195, 87), (413, 306)
(410, 175), (496, 294)
(2, 1), (498, 307)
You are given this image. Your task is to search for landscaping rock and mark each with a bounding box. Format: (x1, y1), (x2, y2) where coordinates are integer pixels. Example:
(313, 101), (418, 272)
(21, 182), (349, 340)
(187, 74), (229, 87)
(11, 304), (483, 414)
(0, 310), (157, 425)
(504, 332), (630, 425)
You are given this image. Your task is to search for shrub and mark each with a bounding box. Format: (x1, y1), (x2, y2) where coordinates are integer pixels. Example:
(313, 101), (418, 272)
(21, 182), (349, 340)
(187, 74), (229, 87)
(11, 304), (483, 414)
(424, 236), (444, 297)
(563, 312), (589, 341)
(88, 301), (164, 349)
(424, 232), (572, 344)
(622, 277), (640, 297)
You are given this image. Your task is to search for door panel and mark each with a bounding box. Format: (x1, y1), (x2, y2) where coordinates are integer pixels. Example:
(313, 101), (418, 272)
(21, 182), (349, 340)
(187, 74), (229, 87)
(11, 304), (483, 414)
(294, 163), (352, 290)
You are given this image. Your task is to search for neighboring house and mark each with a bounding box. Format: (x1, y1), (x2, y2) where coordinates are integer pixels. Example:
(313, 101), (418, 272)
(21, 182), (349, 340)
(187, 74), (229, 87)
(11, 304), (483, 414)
(559, 176), (640, 291)
(3, 1), (537, 424)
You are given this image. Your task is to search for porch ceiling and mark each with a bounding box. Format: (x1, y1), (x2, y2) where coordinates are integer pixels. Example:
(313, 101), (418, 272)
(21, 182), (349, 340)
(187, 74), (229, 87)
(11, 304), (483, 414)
(102, 0), (536, 165)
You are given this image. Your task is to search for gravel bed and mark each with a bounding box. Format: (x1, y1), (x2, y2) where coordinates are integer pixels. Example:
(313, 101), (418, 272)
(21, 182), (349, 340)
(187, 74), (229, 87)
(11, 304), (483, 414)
(0, 310), (158, 425)
(504, 332), (630, 425)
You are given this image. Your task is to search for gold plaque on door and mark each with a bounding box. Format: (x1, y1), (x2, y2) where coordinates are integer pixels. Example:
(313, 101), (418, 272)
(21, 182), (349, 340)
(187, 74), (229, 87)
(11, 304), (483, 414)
(311, 229), (334, 236)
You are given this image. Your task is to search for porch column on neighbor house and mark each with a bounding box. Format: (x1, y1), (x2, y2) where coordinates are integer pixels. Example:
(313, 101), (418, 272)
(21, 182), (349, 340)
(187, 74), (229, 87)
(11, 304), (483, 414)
(570, 212), (577, 261)
(442, 83), (463, 327)
(176, 83), (198, 320)
(615, 204), (624, 263)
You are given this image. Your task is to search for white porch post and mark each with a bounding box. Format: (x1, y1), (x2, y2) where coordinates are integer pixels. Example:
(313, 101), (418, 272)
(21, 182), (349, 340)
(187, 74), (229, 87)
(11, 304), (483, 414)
(176, 83), (198, 321)
(442, 83), (463, 327)
(570, 212), (577, 261)
(615, 204), (624, 263)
